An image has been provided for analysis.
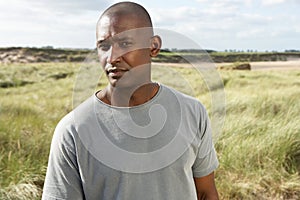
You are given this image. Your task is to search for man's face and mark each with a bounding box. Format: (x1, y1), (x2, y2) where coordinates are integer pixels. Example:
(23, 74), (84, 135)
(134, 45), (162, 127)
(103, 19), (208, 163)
(96, 13), (153, 88)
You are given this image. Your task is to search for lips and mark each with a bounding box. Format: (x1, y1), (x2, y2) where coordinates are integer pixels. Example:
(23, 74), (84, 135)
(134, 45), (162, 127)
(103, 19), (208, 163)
(107, 67), (129, 78)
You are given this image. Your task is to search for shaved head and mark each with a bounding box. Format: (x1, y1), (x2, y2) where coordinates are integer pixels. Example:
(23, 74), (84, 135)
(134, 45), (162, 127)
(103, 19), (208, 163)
(96, 2), (153, 36)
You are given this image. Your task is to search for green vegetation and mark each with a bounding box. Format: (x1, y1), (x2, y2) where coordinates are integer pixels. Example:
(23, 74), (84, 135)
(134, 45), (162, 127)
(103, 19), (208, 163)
(1, 47), (300, 64)
(0, 47), (93, 63)
(0, 62), (299, 199)
(0, 63), (80, 199)
(215, 70), (300, 199)
(154, 51), (300, 63)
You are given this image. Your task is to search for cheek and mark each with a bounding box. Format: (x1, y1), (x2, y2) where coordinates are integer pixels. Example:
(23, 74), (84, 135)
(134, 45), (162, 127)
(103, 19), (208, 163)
(97, 53), (107, 65)
(123, 49), (151, 67)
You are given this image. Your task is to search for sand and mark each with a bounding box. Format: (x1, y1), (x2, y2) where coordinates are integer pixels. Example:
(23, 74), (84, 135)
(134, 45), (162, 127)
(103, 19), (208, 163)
(153, 60), (300, 71)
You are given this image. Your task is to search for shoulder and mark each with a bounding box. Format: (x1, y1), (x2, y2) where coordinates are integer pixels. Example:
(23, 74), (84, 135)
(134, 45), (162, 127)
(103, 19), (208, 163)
(52, 96), (96, 146)
(56, 96), (94, 129)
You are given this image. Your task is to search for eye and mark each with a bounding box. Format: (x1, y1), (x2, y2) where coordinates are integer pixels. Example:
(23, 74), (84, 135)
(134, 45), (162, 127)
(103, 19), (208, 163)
(119, 41), (133, 48)
(97, 42), (111, 51)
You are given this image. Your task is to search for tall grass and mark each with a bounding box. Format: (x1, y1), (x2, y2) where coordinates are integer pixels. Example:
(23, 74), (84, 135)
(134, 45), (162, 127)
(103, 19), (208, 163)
(0, 62), (299, 199)
(216, 71), (300, 199)
(0, 63), (78, 199)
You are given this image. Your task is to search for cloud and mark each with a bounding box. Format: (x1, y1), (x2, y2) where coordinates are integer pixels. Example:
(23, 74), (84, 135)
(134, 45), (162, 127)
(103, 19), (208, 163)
(149, 0), (300, 50)
(0, 0), (299, 50)
(0, 0), (107, 47)
(196, 0), (209, 2)
(236, 29), (266, 39)
(151, 6), (201, 26)
(30, 0), (112, 14)
(262, 0), (286, 5)
(261, 0), (300, 6)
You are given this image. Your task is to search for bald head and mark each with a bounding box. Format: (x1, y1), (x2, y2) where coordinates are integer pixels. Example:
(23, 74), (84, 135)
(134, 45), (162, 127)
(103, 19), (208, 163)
(101, 2), (152, 27)
(97, 2), (153, 35)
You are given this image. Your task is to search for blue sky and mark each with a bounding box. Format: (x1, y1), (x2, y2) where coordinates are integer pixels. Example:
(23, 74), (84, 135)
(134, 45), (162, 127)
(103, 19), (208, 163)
(0, 0), (299, 51)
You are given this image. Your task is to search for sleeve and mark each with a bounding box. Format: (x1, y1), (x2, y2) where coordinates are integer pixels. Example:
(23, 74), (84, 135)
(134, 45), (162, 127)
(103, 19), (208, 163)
(42, 116), (85, 200)
(192, 105), (219, 178)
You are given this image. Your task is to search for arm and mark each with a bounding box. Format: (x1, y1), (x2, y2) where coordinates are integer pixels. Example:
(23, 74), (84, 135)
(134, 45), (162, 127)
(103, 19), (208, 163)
(42, 119), (84, 200)
(194, 172), (219, 200)
(192, 103), (219, 199)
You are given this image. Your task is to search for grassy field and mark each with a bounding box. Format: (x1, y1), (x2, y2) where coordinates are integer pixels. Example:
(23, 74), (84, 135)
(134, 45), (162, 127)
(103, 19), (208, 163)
(2, 47), (300, 64)
(0, 62), (299, 199)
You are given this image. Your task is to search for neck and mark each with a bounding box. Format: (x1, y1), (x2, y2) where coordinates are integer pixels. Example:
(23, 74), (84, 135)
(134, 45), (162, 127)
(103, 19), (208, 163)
(99, 82), (159, 107)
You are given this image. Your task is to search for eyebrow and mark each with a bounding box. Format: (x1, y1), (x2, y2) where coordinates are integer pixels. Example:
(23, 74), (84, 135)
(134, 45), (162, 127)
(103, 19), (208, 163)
(97, 36), (134, 46)
(96, 39), (107, 46)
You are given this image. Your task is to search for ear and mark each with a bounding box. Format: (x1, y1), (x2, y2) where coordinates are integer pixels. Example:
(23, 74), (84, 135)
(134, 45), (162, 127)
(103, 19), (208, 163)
(150, 35), (162, 57)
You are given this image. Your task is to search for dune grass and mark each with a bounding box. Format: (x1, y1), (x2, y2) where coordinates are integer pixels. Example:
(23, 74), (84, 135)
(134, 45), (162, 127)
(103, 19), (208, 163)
(0, 62), (299, 199)
(216, 70), (300, 199)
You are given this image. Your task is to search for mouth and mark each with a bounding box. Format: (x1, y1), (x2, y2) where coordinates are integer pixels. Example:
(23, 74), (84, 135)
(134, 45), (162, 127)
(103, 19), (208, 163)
(106, 67), (129, 78)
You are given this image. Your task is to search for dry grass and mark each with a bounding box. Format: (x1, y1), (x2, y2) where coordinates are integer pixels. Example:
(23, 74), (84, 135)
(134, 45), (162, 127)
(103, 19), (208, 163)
(0, 62), (299, 199)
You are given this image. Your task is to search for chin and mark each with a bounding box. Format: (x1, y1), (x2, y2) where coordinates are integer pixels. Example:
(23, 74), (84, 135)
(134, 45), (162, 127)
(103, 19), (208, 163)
(110, 78), (148, 90)
(109, 78), (131, 88)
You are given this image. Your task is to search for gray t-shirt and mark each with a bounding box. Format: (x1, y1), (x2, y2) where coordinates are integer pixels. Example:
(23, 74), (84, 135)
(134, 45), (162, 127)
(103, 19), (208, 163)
(42, 84), (218, 200)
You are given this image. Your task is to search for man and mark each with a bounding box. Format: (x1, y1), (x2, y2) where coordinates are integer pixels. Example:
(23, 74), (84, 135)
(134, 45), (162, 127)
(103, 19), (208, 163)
(42, 2), (219, 200)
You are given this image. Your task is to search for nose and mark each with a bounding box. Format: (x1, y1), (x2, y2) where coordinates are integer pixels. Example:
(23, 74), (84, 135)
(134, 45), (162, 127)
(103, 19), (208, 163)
(107, 44), (122, 64)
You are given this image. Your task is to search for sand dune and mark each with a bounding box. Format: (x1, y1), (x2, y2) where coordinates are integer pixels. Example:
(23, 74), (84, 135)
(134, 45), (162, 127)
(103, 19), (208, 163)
(153, 60), (300, 70)
(250, 60), (300, 70)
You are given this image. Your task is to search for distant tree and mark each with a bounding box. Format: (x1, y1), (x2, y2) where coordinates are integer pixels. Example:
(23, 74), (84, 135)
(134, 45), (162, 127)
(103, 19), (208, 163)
(285, 49), (300, 52)
(42, 46), (54, 49)
(161, 48), (170, 52)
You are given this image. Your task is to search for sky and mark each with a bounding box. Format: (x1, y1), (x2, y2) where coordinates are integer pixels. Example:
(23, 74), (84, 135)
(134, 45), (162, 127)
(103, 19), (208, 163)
(0, 0), (299, 52)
